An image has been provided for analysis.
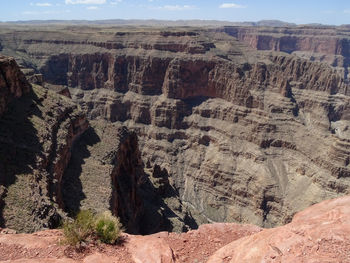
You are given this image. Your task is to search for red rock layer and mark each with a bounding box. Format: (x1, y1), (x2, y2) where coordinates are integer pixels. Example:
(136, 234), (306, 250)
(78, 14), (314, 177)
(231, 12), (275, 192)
(1, 195), (350, 263)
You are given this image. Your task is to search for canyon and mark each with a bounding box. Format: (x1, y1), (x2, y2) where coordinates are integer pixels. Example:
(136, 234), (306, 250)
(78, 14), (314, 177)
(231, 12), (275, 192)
(221, 25), (350, 80)
(0, 23), (349, 238)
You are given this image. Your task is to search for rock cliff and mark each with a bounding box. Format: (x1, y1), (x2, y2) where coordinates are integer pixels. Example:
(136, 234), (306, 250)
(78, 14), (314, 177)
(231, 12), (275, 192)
(0, 55), (88, 232)
(221, 25), (350, 79)
(62, 121), (147, 234)
(0, 56), (30, 116)
(62, 120), (198, 234)
(0, 26), (349, 230)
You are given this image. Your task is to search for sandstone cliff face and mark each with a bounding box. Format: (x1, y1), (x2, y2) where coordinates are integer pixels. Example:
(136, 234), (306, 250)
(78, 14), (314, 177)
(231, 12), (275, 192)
(0, 55), (88, 232)
(110, 127), (144, 233)
(221, 26), (350, 79)
(0, 26), (349, 229)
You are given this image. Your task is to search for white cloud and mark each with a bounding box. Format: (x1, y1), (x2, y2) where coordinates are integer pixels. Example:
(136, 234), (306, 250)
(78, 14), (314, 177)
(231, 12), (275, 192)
(30, 2), (52, 7)
(219, 3), (246, 9)
(321, 10), (336, 14)
(344, 9), (350, 14)
(22, 9), (71, 15)
(110, 0), (122, 5)
(65, 0), (106, 4)
(154, 5), (196, 11)
(87, 6), (98, 9)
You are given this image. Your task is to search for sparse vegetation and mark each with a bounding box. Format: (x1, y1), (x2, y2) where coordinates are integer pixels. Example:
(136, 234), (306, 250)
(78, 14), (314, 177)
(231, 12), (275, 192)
(95, 211), (123, 244)
(63, 210), (122, 247)
(63, 210), (95, 246)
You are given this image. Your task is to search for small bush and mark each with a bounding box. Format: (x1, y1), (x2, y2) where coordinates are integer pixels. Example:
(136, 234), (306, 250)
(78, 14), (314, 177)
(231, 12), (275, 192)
(63, 210), (122, 246)
(63, 210), (95, 246)
(95, 211), (122, 244)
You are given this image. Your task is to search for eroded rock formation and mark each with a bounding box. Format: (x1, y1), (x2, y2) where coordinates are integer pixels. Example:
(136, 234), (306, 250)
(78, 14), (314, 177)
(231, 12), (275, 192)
(0, 25), (349, 230)
(0, 55), (88, 232)
(62, 120), (198, 234)
(62, 122), (146, 233)
(0, 56), (30, 116)
(221, 25), (350, 79)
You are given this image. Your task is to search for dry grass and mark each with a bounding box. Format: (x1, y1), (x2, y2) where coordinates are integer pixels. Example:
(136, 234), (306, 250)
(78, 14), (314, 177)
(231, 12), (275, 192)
(63, 210), (122, 246)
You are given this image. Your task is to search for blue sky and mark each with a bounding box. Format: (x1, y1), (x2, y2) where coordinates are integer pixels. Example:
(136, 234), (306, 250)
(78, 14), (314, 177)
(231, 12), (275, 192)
(1, 0), (349, 25)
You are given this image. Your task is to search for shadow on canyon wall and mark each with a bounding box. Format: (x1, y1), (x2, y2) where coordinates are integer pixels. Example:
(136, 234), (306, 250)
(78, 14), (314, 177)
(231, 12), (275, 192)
(0, 90), (42, 227)
(62, 126), (101, 217)
(61, 124), (198, 234)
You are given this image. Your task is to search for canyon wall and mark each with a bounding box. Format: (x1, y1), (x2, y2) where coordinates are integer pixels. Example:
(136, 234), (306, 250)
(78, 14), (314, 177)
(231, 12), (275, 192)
(0, 55), (89, 232)
(0, 26), (349, 229)
(221, 26), (350, 79)
(62, 122), (147, 234)
(0, 56), (153, 233)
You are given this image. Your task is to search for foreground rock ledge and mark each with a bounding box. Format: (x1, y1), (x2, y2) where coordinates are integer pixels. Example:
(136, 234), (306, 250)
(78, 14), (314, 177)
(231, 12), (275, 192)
(1, 195), (350, 263)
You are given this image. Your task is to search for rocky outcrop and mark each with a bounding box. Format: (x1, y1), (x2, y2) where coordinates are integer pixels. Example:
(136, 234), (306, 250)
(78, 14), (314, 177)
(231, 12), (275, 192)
(109, 128), (143, 233)
(1, 195), (350, 263)
(0, 56), (30, 116)
(0, 55), (88, 232)
(207, 195), (350, 263)
(0, 26), (349, 230)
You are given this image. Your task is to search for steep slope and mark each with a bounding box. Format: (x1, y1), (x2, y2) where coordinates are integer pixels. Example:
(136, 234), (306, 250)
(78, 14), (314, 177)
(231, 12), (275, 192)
(0, 55), (88, 232)
(62, 120), (199, 234)
(62, 121), (146, 233)
(0, 26), (349, 229)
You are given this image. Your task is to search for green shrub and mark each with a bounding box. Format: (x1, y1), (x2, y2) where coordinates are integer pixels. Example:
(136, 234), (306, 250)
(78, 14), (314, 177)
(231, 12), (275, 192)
(94, 211), (122, 244)
(63, 210), (95, 246)
(62, 210), (122, 246)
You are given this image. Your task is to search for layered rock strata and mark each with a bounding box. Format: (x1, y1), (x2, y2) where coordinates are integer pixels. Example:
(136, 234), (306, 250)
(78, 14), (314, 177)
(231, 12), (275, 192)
(221, 25), (350, 79)
(63, 120), (198, 234)
(0, 26), (349, 229)
(0, 55), (88, 232)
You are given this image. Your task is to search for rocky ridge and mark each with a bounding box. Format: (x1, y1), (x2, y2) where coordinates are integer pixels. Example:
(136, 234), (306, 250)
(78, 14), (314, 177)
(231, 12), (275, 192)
(0, 55), (88, 232)
(207, 194), (350, 263)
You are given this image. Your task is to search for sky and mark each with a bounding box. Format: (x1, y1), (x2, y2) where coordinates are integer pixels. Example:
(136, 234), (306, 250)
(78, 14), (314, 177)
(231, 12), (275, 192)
(0, 0), (349, 25)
